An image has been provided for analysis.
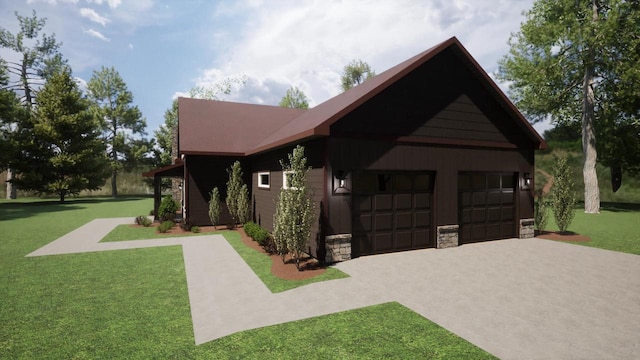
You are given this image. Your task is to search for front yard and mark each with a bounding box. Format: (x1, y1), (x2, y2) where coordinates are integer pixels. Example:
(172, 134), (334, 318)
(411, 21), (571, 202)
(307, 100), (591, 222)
(0, 197), (496, 359)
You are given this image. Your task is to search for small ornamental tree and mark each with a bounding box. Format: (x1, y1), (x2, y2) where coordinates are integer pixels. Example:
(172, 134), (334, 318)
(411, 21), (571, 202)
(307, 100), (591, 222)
(208, 187), (221, 227)
(534, 189), (550, 232)
(272, 145), (315, 270)
(237, 184), (250, 224)
(552, 157), (577, 232)
(225, 161), (247, 228)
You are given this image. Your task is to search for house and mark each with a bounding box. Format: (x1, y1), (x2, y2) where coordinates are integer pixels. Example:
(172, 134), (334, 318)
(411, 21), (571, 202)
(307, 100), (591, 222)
(144, 37), (546, 263)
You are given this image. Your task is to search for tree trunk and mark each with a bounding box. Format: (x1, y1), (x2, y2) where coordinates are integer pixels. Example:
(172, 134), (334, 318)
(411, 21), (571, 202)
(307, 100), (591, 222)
(582, 1), (600, 214)
(111, 170), (118, 198)
(6, 168), (16, 199)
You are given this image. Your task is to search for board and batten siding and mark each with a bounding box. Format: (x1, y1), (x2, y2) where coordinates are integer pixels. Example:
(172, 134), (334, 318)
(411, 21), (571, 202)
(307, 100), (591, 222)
(185, 155), (249, 226)
(327, 137), (535, 237)
(250, 139), (326, 258)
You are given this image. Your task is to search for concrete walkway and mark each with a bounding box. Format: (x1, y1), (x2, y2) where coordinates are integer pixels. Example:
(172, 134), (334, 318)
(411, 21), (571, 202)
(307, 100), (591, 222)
(28, 219), (640, 359)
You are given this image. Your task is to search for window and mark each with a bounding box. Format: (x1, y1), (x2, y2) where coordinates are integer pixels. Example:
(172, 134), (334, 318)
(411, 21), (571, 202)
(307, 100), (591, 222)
(282, 171), (298, 190)
(258, 172), (270, 189)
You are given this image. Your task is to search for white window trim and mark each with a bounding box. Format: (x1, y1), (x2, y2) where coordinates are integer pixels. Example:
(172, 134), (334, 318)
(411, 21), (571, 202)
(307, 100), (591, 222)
(282, 170), (299, 190)
(258, 171), (270, 189)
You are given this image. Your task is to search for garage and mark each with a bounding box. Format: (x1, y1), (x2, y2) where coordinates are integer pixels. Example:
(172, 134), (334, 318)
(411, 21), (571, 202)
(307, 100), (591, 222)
(351, 172), (434, 256)
(458, 172), (516, 244)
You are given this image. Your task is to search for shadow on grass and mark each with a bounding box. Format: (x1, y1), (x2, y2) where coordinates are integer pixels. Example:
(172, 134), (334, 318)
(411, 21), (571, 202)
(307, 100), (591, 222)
(600, 202), (640, 212)
(0, 195), (151, 221)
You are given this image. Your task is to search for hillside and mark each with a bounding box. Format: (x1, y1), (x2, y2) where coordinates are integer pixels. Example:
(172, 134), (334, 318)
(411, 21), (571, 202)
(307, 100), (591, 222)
(535, 141), (640, 204)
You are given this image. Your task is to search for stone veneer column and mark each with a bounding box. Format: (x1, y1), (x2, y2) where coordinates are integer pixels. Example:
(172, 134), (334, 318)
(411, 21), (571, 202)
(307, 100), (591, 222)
(436, 225), (459, 248)
(519, 218), (535, 238)
(325, 234), (352, 263)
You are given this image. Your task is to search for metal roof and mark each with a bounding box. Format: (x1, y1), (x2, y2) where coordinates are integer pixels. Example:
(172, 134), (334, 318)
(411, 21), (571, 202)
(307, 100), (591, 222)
(178, 37), (546, 157)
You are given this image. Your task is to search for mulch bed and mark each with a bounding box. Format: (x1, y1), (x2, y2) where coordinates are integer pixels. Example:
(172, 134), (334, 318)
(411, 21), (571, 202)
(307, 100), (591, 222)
(536, 230), (591, 242)
(236, 228), (327, 281)
(133, 223), (327, 280)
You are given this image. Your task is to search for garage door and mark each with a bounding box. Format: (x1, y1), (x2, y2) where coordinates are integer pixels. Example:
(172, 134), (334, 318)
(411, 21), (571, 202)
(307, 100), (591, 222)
(458, 172), (515, 244)
(352, 172), (434, 257)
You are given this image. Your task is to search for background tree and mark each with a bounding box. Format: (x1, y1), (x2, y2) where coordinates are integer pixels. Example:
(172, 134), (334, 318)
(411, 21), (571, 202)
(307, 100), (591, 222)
(10, 68), (109, 202)
(552, 157), (577, 232)
(498, 0), (640, 214)
(87, 66), (147, 198)
(152, 98), (178, 192)
(340, 59), (375, 91)
(0, 10), (67, 199)
(272, 145), (315, 270)
(279, 86), (309, 109)
(0, 60), (23, 173)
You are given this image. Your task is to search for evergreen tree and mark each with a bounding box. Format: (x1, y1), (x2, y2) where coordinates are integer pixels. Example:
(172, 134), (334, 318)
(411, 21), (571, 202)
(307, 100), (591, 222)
(0, 10), (67, 199)
(208, 187), (221, 227)
(552, 157), (577, 232)
(11, 68), (109, 202)
(87, 66), (147, 197)
(225, 161), (247, 228)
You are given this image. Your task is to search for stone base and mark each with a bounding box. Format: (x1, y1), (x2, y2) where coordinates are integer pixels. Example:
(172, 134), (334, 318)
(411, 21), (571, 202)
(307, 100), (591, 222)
(325, 234), (351, 263)
(437, 225), (459, 248)
(520, 218), (535, 238)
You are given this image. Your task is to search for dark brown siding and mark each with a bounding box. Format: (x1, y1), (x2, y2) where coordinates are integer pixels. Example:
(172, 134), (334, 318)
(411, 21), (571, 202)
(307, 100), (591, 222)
(249, 139), (326, 258)
(331, 47), (532, 148)
(327, 138), (535, 237)
(185, 155), (249, 226)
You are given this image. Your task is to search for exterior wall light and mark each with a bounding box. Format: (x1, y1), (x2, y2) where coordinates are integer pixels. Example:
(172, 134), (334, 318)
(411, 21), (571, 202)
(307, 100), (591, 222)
(522, 172), (531, 190)
(334, 170), (350, 194)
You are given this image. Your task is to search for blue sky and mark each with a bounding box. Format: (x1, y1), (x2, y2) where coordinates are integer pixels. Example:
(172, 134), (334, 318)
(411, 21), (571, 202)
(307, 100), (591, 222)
(0, 0), (551, 136)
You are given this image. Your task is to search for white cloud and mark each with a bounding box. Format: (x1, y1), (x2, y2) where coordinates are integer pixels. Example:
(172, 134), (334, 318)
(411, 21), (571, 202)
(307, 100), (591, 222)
(84, 28), (110, 42)
(27, 0), (79, 4)
(85, 0), (122, 8)
(80, 8), (111, 26)
(195, 0), (534, 108)
(128, 43), (134, 50)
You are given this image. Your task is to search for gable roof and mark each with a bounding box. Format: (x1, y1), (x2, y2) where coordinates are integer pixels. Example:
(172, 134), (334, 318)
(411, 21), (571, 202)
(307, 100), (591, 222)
(179, 36), (546, 157)
(178, 98), (305, 156)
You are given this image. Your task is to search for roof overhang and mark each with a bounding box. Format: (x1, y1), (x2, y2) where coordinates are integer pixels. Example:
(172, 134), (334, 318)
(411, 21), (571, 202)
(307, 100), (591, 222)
(142, 160), (184, 178)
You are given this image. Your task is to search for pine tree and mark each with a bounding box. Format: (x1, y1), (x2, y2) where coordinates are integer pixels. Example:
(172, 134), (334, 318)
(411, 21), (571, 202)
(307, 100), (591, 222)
(11, 68), (109, 202)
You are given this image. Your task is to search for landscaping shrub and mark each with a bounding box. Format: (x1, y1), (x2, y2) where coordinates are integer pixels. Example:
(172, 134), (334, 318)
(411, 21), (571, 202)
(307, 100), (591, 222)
(209, 187), (221, 227)
(237, 184), (250, 224)
(534, 189), (550, 231)
(226, 161), (245, 228)
(134, 215), (152, 227)
(244, 221), (275, 252)
(158, 195), (178, 222)
(191, 226), (201, 233)
(157, 220), (174, 233)
(552, 157), (577, 232)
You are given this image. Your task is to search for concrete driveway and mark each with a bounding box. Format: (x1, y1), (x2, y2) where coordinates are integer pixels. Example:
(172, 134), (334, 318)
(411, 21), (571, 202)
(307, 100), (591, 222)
(336, 239), (640, 359)
(29, 219), (640, 359)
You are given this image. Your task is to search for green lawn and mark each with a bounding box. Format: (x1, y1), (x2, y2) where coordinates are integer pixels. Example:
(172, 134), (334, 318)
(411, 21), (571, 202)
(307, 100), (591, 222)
(0, 197), (495, 359)
(100, 223), (215, 242)
(543, 203), (640, 255)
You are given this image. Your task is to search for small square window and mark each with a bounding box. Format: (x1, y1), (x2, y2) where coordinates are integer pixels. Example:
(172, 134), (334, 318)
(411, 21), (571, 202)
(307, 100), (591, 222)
(258, 172), (270, 189)
(283, 171), (298, 190)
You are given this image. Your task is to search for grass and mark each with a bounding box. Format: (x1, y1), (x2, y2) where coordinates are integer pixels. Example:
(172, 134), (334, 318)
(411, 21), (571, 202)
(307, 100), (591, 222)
(101, 224), (349, 293)
(535, 144), (640, 203)
(542, 203), (640, 255)
(224, 231), (349, 293)
(1, 197), (494, 358)
(100, 224), (215, 242)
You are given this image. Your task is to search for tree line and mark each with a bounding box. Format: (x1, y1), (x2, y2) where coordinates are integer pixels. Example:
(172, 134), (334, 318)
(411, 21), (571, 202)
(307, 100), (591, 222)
(0, 11), (149, 201)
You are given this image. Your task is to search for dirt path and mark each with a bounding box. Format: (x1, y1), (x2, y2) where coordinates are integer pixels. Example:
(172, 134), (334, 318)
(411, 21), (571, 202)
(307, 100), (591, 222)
(537, 168), (553, 195)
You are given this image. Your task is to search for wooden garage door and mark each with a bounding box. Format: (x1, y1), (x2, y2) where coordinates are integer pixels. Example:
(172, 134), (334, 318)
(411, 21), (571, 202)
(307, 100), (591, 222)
(352, 172), (434, 257)
(458, 173), (516, 244)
